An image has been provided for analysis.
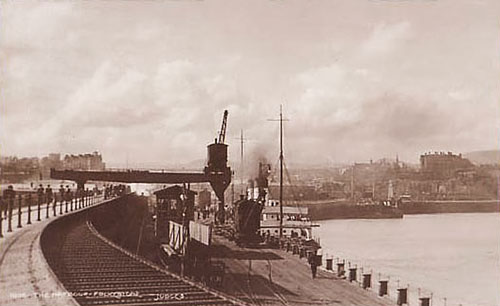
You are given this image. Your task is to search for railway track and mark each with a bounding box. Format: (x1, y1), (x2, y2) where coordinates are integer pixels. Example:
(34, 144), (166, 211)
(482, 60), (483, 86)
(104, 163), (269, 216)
(41, 209), (244, 306)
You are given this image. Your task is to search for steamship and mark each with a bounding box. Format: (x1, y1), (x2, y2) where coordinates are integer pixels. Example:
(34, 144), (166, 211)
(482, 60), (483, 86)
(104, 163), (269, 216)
(233, 106), (319, 244)
(245, 173), (319, 240)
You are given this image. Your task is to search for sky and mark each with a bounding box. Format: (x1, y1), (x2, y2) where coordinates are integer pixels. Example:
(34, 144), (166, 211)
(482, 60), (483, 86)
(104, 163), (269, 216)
(1, 0), (499, 168)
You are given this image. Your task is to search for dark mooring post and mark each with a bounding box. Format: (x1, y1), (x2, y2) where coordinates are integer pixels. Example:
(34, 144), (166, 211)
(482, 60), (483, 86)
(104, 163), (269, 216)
(379, 280), (388, 296)
(17, 194), (22, 228)
(27, 194), (32, 225)
(337, 261), (345, 277)
(326, 258), (333, 270)
(362, 273), (372, 289)
(397, 287), (408, 305)
(419, 297), (431, 306)
(348, 267), (357, 282)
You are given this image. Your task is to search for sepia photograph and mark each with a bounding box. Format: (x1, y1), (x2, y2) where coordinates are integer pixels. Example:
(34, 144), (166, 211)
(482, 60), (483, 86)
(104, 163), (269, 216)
(0, 1), (499, 306)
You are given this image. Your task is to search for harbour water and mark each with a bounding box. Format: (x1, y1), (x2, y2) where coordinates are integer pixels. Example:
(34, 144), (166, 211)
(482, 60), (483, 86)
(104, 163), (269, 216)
(316, 213), (500, 306)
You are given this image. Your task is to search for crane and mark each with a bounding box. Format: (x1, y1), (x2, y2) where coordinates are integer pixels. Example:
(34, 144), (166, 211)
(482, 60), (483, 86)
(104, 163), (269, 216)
(217, 110), (228, 144)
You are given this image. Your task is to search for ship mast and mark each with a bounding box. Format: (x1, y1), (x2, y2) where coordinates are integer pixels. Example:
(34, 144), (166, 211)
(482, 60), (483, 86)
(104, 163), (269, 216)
(279, 105), (284, 239)
(268, 105), (288, 239)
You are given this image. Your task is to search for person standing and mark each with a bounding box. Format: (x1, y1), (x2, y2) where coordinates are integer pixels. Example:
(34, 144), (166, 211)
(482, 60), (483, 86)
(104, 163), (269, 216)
(309, 253), (318, 279)
(59, 185), (65, 214)
(65, 186), (72, 211)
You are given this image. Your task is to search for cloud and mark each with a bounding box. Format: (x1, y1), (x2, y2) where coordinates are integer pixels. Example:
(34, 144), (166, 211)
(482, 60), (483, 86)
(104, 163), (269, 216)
(1, 1), (499, 168)
(24, 58), (251, 164)
(361, 22), (411, 56)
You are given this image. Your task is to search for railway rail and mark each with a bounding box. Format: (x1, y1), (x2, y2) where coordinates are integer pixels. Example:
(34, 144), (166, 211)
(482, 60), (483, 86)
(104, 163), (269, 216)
(41, 201), (245, 306)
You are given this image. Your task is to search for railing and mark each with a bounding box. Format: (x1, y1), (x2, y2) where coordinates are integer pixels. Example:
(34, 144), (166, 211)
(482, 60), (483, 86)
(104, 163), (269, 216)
(0, 190), (106, 239)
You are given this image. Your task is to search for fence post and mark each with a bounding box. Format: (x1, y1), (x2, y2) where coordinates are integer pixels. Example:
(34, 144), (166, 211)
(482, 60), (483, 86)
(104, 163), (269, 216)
(37, 193), (41, 221)
(0, 197), (3, 238)
(53, 195), (57, 217)
(46, 196), (50, 219)
(59, 193), (63, 215)
(17, 194), (22, 228)
(27, 194), (32, 225)
(8, 196), (13, 232)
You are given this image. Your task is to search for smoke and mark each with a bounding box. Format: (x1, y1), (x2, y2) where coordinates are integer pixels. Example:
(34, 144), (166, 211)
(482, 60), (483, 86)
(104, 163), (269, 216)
(241, 143), (274, 182)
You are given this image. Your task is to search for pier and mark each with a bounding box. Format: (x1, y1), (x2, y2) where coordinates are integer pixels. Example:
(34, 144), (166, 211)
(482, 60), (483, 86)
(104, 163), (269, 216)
(0, 189), (402, 306)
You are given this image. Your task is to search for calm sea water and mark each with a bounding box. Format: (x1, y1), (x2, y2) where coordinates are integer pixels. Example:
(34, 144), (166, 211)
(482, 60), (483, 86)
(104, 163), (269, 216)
(316, 213), (500, 306)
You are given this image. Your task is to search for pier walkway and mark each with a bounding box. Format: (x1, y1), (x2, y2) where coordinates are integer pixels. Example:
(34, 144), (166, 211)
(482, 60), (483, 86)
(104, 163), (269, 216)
(0, 195), (104, 306)
(213, 235), (397, 306)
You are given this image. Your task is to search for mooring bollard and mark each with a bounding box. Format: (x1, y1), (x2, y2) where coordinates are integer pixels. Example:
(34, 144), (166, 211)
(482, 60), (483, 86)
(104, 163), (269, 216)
(326, 258), (333, 270)
(17, 194), (22, 228)
(337, 262), (345, 277)
(362, 273), (371, 289)
(379, 280), (388, 296)
(419, 297), (430, 306)
(8, 197), (13, 232)
(348, 267), (357, 282)
(27, 194), (32, 225)
(397, 288), (408, 305)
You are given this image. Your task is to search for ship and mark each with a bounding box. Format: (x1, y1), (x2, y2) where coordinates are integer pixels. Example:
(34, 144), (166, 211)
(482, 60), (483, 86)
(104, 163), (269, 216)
(234, 105), (320, 244)
(245, 163), (320, 241)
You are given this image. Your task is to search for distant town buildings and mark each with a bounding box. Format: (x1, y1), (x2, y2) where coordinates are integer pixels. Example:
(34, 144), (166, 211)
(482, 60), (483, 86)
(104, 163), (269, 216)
(0, 151), (106, 183)
(420, 151), (473, 179)
(63, 151), (105, 171)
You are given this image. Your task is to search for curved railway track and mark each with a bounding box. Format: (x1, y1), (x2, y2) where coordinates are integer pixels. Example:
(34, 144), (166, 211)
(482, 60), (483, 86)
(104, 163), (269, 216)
(41, 203), (245, 306)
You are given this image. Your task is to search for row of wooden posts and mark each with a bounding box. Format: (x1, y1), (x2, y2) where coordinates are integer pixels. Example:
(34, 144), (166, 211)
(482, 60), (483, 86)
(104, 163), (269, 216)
(273, 236), (432, 306)
(0, 191), (99, 238)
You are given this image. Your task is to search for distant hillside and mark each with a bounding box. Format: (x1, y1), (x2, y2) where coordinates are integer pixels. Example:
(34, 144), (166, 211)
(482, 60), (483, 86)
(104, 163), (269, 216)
(464, 150), (500, 165)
